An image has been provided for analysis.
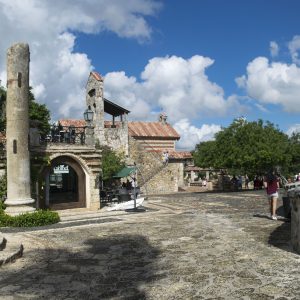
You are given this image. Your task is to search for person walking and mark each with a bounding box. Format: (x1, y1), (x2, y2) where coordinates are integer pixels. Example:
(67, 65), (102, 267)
(264, 171), (280, 220)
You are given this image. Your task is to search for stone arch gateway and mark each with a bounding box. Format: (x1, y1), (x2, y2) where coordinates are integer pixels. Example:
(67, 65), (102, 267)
(32, 145), (102, 211)
(44, 155), (86, 209)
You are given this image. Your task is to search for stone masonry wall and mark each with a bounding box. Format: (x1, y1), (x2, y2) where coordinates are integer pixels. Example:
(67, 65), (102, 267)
(291, 194), (300, 254)
(104, 122), (129, 155)
(128, 137), (181, 195)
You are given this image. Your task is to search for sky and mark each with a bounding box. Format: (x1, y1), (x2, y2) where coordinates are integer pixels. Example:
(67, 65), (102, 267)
(1, 0), (300, 150)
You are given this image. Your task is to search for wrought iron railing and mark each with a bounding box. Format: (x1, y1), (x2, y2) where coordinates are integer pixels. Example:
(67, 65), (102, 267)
(40, 125), (87, 145)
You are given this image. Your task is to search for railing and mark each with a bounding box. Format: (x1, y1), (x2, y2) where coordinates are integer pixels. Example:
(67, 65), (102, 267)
(40, 125), (87, 145)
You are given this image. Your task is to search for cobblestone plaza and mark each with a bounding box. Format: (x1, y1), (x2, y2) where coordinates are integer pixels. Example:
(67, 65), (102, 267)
(0, 190), (299, 299)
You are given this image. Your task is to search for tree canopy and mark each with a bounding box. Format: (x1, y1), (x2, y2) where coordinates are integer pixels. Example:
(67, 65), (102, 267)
(100, 146), (125, 183)
(193, 118), (293, 176)
(0, 85), (51, 136)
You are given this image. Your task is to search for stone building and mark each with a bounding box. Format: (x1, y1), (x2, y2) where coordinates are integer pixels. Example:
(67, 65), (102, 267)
(0, 69), (191, 211)
(60, 71), (192, 195)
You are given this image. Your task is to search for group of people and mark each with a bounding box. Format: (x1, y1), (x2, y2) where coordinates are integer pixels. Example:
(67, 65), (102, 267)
(122, 178), (137, 191)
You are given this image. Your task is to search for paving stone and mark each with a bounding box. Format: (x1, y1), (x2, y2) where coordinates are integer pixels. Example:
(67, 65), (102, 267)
(0, 190), (299, 299)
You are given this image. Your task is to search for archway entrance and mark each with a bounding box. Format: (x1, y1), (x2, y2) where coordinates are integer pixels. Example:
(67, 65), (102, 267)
(45, 156), (86, 210)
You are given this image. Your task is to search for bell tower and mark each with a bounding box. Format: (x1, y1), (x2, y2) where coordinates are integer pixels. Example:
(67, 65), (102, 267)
(85, 72), (105, 145)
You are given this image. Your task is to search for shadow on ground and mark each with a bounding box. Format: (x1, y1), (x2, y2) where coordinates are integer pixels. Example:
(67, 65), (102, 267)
(0, 234), (162, 299)
(268, 220), (292, 253)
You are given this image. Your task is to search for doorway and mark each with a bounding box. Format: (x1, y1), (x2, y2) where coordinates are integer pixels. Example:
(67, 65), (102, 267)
(45, 156), (86, 210)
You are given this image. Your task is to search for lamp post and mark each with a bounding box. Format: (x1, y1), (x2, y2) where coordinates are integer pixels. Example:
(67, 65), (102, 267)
(83, 108), (94, 126)
(83, 108), (94, 146)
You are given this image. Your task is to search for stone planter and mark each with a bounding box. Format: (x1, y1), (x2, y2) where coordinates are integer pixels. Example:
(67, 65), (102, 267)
(291, 193), (300, 254)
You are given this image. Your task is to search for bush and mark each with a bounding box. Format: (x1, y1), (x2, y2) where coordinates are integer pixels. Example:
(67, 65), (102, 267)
(0, 209), (60, 227)
(0, 200), (6, 213)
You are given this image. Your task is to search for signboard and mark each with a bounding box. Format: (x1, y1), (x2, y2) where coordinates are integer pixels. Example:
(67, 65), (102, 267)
(53, 165), (69, 174)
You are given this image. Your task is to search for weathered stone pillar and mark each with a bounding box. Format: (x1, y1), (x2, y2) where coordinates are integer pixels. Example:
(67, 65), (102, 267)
(291, 194), (300, 254)
(5, 43), (35, 216)
(85, 126), (95, 146)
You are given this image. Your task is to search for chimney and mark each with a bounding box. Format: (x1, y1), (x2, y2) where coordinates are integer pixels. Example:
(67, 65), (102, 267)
(158, 112), (167, 125)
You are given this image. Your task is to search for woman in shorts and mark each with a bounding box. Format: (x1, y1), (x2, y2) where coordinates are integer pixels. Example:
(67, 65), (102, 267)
(264, 171), (279, 220)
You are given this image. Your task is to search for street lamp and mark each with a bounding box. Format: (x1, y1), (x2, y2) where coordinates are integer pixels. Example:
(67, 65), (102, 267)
(83, 108), (94, 146)
(83, 108), (94, 125)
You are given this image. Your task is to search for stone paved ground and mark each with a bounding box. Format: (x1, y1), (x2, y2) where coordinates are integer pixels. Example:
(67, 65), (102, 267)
(0, 190), (300, 300)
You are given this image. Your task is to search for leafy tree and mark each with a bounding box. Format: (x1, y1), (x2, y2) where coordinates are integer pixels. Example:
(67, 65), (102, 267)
(29, 87), (51, 137)
(100, 145), (125, 183)
(0, 85), (51, 136)
(288, 132), (300, 176)
(193, 140), (217, 168)
(193, 118), (292, 177)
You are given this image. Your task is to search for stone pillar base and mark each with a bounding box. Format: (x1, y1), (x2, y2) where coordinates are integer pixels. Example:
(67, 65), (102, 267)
(291, 194), (300, 254)
(5, 198), (36, 216)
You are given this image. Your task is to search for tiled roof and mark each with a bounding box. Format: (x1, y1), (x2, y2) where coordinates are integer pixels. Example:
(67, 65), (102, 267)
(90, 71), (103, 81)
(149, 150), (192, 160)
(104, 121), (121, 128)
(168, 151), (192, 159)
(59, 119), (86, 127)
(185, 165), (202, 172)
(128, 122), (180, 139)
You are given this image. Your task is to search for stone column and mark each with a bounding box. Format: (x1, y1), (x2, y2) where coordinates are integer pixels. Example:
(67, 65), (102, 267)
(5, 43), (35, 216)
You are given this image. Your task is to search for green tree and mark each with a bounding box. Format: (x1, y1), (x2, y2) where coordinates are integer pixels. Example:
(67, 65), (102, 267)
(288, 132), (300, 176)
(193, 140), (217, 168)
(0, 86), (51, 136)
(193, 118), (292, 176)
(100, 146), (125, 183)
(29, 87), (51, 137)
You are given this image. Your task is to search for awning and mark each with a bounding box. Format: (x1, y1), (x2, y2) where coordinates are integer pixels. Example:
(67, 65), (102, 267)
(113, 166), (136, 178)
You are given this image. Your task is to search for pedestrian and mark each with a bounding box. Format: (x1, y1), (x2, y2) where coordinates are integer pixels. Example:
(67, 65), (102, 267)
(162, 150), (169, 165)
(165, 151), (169, 165)
(245, 174), (249, 189)
(264, 170), (279, 220)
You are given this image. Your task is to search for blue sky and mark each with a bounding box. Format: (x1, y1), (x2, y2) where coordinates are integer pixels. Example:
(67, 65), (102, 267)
(1, 0), (300, 149)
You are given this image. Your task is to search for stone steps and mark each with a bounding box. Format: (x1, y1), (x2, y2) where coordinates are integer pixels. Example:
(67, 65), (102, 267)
(0, 236), (24, 267)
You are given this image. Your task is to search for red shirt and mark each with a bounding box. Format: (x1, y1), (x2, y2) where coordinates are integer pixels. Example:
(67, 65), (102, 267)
(266, 179), (278, 195)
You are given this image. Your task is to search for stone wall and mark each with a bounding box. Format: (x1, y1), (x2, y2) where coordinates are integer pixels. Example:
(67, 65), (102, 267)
(128, 137), (183, 195)
(291, 194), (300, 254)
(104, 122), (129, 155)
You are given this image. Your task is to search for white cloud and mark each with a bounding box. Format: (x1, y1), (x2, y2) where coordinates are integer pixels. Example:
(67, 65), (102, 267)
(287, 124), (300, 136)
(0, 0), (161, 119)
(288, 35), (300, 65)
(270, 41), (279, 57)
(173, 119), (221, 150)
(104, 55), (245, 123)
(236, 56), (300, 112)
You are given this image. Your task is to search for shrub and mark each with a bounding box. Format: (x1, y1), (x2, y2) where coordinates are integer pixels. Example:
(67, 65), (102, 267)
(0, 209), (60, 227)
(0, 200), (6, 214)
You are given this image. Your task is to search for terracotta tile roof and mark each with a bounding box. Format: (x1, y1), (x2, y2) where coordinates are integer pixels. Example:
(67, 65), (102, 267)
(185, 165), (202, 172)
(104, 121), (121, 128)
(128, 122), (180, 140)
(59, 119), (86, 127)
(168, 150), (192, 159)
(149, 150), (192, 160)
(91, 71), (103, 81)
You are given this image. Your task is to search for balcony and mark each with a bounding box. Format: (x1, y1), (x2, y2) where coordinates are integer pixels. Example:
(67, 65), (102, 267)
(40, 125), (87, 145)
